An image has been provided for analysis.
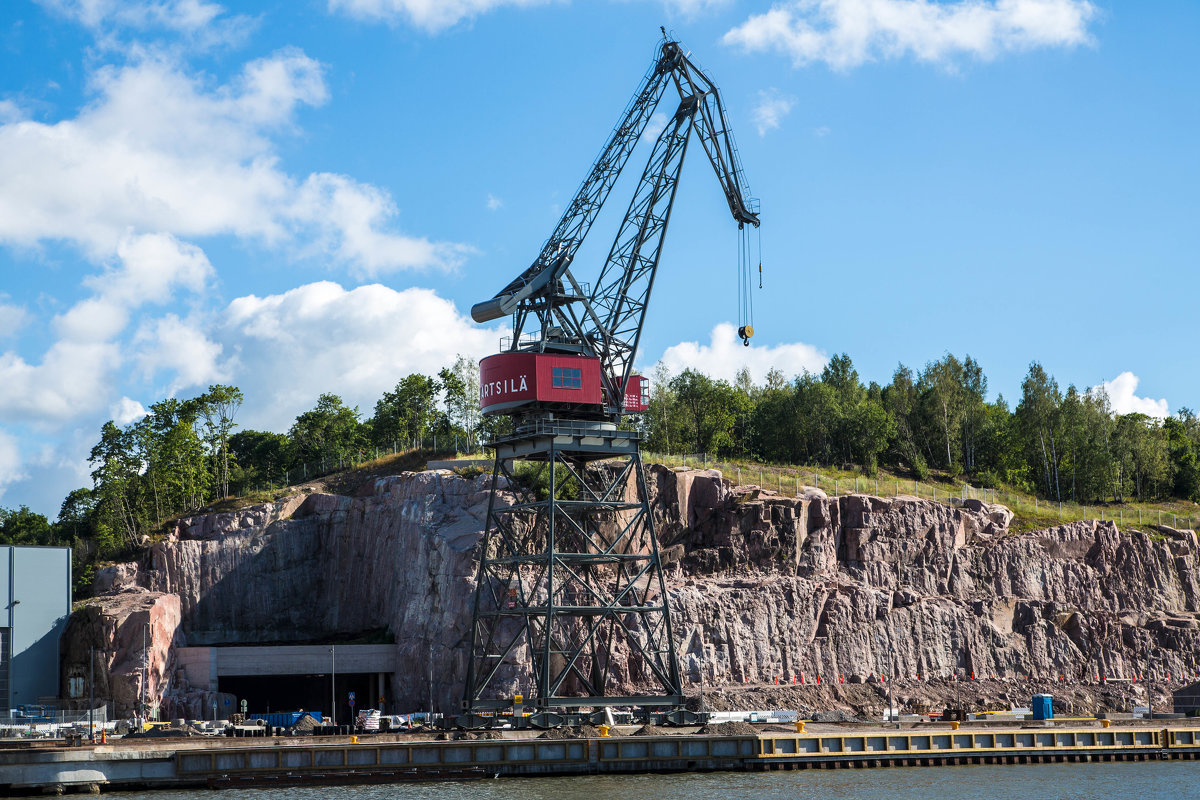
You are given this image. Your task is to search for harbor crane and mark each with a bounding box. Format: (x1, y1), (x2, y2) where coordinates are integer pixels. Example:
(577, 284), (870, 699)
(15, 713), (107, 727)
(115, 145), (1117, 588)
(462, 32), (761, 724)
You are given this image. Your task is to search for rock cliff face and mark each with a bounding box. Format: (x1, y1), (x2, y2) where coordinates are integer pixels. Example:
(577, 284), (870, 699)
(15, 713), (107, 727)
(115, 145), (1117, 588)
(59, 590), (237, 720)
(67, 465), (1200, 717)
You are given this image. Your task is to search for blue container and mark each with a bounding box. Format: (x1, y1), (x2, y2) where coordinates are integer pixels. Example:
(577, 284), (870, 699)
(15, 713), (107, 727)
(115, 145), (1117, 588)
(247, 711), (323, 728)
(1032, 694), (1053, 720)
(15, 705), (57, 724)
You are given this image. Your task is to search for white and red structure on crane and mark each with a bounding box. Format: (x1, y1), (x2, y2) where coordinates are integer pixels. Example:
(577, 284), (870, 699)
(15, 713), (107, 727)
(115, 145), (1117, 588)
(461, 31), (760, 726)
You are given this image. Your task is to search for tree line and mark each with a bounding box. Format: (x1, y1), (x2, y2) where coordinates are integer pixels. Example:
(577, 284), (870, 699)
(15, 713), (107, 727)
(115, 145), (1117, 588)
(644, 354), (1200, 504)
(0, 356), (490, 590)
(4, 350), (1198, 594)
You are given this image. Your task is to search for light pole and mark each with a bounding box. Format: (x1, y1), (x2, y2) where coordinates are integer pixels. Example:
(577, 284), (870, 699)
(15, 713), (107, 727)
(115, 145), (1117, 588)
(329, 645), (336, 727)
(141, 623), (148, 726)
(887, 632), (898, 728)
(1145, 637), (1153, 722)
(875, 631), (898, 728)
(812, 633), (829, 718)
(89, 645), (95, 743)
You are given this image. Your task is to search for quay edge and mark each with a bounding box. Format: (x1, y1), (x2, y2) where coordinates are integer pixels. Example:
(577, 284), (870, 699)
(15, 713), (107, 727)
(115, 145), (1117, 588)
(4, 725), (1200, 795)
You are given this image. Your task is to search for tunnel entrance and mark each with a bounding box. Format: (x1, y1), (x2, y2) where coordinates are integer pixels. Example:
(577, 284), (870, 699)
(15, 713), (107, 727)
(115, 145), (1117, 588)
(218, 672), (393, 722)
(178, 644), (403, 723)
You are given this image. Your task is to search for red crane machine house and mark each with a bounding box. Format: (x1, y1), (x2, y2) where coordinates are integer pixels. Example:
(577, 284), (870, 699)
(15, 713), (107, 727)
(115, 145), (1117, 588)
(478, 353), (647, 416)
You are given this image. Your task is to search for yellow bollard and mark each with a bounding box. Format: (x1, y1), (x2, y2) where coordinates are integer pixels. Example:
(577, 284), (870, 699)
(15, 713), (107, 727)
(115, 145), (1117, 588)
(949, 721), (959, 730)
(598, 724), (610, 737)
(351, 735), (359, 744)
(794, 721), (806, 733)
(1101, 719), (1111, 728)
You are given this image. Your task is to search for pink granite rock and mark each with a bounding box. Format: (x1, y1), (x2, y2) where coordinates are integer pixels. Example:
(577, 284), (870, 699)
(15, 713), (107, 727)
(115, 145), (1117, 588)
(60, 465), (1200, 714)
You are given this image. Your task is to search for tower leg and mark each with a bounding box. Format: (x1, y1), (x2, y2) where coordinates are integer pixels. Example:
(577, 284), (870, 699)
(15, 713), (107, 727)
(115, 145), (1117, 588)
(463, 429), (682, 713)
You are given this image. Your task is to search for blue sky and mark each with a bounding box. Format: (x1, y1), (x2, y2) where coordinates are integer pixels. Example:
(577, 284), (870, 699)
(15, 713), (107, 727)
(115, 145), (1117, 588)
(1, 0), (1197, 517)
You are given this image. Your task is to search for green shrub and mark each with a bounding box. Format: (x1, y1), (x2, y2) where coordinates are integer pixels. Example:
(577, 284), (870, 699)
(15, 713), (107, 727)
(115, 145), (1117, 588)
(455, 465), (487, 479)
(511, 462), (579, 501)
(974, 469), (1002, 489)
(911, 454), (930, 482)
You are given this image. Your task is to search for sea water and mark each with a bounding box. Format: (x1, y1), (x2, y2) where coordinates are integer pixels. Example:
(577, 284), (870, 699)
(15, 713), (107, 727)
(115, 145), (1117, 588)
(111, 761), (1200, 800)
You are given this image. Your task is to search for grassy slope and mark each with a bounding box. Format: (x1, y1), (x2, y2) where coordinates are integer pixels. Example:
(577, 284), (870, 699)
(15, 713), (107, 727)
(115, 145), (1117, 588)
(206, 448), (1199, 536)
(641, 452), (1200, 535)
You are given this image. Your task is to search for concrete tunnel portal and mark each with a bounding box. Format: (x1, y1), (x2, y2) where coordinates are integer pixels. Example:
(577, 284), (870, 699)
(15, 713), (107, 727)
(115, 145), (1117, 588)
(177, 645), (400, 722)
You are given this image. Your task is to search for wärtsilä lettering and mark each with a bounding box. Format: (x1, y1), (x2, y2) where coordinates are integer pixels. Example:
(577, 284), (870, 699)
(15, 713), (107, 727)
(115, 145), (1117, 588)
(481, 374), (529, 401)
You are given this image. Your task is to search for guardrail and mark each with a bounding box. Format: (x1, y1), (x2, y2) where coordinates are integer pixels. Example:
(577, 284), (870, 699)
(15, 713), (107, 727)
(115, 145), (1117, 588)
(750, 727), (1199, 769)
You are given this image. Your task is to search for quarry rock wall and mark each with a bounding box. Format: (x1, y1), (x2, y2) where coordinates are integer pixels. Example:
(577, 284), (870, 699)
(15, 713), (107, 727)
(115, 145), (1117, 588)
(69, 466), (1200, 716)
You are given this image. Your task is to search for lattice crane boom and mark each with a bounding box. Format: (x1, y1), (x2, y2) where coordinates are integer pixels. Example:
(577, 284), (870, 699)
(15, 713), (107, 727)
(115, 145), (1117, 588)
(471, 35), (759, 422)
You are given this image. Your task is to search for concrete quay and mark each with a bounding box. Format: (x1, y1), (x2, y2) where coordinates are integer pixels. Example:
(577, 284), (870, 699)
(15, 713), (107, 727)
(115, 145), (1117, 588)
(3, 724), (1200, 795)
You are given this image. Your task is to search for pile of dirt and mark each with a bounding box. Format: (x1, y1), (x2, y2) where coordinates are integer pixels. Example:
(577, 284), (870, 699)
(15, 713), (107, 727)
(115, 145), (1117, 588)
(632, 724), (673, 736)
(465, 730), (504, 740)
(696, 721), (758, 736)
(537, 724), (606, 739)
(287, 714), (321, 734)
(123, 725), (202, 739)
(443, 730), (501, 741)
(813, 710), (861, 723)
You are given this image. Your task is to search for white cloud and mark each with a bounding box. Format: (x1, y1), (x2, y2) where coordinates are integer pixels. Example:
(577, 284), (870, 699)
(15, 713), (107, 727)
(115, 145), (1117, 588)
(486, 193), (503, 211)
(723, 0), (1098, 70)
(134, 314), (228, 392)
(110, 397), (148, 425)
(218, 281), (502, 429)
(0, 301), (29, 338)
(328, 0), (730, 31)
(0, 232), (212, 423)
(0, 341), (122, 424)
(0, 101), (23, 125)
(290, 173), (472, 274)
(1092, 372), (1168, 419)
(53, 297), (129, 343)
(661, 0), (732, 15)
(0, 430), (27, 499)
(0, 51), (461, 275)
(654, 322), (826, 385)
(40, 0), (222, 30)
(87, 232), (213, 307)
(642, 111), (669, 144)
(814, 124), (831, 136)
(752, 88), (795, 136)
(36, 0), (254, 48)
(327, 0), (554, 32)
